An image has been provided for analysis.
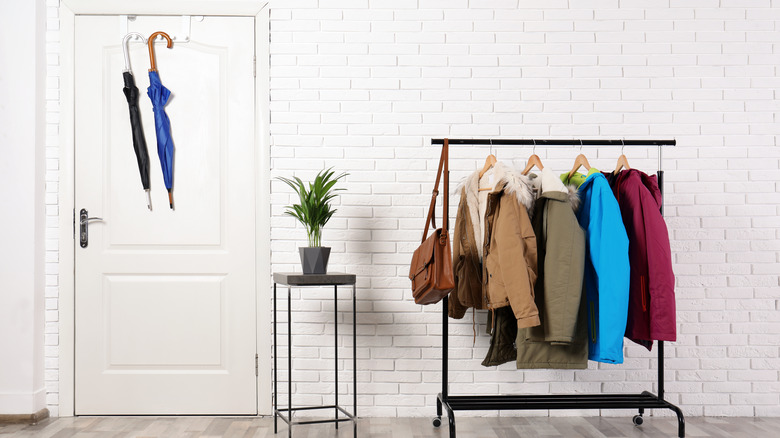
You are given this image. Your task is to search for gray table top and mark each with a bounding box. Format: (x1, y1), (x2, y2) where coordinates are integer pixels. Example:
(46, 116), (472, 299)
(273, 272), (356, 286)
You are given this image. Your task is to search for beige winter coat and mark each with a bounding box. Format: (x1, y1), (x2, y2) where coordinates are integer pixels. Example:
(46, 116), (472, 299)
(449, 162), (540, 329)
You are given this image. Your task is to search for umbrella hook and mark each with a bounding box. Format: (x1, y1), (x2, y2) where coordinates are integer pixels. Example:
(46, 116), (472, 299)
(123, 32), (147, 73)
(147, 31), (173, 72)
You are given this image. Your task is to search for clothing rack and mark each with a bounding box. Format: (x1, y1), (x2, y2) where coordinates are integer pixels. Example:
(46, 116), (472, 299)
(429, 138), (684, 438)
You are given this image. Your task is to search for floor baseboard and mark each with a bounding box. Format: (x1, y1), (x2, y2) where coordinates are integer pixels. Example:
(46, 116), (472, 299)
(0, 408), (50, 425)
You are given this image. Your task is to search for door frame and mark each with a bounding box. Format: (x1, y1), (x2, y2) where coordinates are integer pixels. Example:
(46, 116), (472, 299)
(58, 0), (271, 416)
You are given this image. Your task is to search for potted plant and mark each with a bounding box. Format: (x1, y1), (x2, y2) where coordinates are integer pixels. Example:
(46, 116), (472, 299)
(277, 168), (348, 275)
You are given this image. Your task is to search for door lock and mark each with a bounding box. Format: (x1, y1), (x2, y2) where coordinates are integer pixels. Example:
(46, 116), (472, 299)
(79, 208), (103, 248)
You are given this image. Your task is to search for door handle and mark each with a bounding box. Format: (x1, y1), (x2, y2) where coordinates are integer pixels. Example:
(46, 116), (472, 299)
(79, 208), (103, 248)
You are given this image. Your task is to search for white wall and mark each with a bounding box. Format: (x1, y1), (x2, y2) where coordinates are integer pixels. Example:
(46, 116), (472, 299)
(0, 0), (48, 415)
(43, 1), (780, 417)
(266, 0), (780, 418)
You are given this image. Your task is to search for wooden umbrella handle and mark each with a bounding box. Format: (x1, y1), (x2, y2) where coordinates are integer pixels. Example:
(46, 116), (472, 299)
(147, 31), (173, 72)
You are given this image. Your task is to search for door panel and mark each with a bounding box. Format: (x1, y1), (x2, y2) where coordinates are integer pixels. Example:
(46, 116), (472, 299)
(105, 275), (224, 366)
(106, 39), (226, 247)
(74, 15), (257, 415)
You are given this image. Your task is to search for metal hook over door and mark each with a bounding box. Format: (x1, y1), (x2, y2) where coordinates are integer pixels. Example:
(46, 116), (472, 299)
(80, 209), (103, 248)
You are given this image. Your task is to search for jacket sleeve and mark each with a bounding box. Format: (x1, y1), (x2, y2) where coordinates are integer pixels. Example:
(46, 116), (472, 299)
(588, 178), (630, 363)
(498, 199), (540, 328)
(448, 193), (468, 319)
(541, 200), (586, 344)
(640, 188), (676, 341)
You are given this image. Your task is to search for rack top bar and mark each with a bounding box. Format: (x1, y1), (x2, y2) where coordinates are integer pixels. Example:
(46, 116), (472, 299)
(431, 139), (675, 146)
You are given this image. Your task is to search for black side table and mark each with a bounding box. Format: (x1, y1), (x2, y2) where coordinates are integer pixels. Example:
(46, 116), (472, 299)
(273, 272), (357, 437)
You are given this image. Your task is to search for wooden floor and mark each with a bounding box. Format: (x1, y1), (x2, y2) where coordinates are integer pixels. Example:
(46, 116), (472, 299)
(2, 416), (778, 438)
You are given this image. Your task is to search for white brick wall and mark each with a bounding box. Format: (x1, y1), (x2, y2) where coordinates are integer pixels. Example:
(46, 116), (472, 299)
(47, 1), (780, 418)
(45, 0), (61, 417)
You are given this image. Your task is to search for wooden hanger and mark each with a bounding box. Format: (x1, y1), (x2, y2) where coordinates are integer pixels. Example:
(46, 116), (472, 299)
(478, 154), (497, 179)
(522, 155), (544, 175)
(613, 142), (630, 174)
(521, 142), (544, 175)
(478, 141), (498, 192)
(567, 142), (591, 179)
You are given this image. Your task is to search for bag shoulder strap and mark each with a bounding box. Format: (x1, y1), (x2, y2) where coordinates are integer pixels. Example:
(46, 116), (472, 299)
(421, 139), (449, 243)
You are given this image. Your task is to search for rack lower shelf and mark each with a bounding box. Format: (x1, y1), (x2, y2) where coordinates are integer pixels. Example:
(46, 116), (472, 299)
(435, 391), (685, 437)
(440, 391), (676, 410)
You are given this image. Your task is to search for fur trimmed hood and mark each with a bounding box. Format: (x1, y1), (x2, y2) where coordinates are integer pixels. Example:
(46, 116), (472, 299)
(459, 162), (535, 259)
(529, 167), (581, 213)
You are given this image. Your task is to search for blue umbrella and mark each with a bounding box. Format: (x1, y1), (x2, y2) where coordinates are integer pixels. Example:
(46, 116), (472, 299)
(147, 31), (175, 209)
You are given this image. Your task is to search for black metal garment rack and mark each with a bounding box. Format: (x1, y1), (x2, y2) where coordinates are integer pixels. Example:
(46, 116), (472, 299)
(429, 138), (685, 438)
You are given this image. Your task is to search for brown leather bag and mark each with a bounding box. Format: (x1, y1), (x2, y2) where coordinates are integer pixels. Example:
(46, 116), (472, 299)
(409, 139), (455, 305)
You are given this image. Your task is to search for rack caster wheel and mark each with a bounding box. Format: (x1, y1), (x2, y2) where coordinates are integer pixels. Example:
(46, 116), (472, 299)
(632, 415), (644, 426)
(432, 417), (442, 427)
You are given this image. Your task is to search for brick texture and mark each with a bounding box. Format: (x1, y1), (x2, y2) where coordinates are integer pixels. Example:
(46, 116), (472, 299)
(47, 2), (780, 418)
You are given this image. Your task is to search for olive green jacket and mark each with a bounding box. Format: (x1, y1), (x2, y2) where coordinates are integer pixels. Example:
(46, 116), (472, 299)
(517, 168), (588, 369)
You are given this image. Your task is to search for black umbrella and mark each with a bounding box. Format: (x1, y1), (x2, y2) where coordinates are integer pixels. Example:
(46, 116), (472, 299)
(122, 32), (152, 210)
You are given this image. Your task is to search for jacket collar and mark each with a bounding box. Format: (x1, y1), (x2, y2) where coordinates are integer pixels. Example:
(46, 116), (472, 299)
(531, 167), (581, 212)
(561, 167), (601, 188)
(461, 162), (535, 257)
(538, 167), (568, 194)
(613, 168), (662, 207)
(462, 161), (535, 208)
(577, 167), (604, 192)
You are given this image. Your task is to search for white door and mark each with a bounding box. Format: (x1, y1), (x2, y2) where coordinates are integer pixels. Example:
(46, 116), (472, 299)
(74, 15), (257, 415)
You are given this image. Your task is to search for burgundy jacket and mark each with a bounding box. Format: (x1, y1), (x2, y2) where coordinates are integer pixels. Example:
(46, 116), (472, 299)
(605, 169), (676, 350)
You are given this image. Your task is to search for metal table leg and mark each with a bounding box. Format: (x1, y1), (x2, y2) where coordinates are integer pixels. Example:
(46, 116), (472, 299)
(334, 284), (339, 429)
(353, 283), (357, 421)
(287, 285), (292, 438)
(273, 283), (277, 434)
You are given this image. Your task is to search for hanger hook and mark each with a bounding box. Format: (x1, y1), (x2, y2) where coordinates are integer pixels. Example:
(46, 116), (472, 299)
(122, 32), (147, 72)
(579, 139), (583, 152)
(147, 31), (173, 72)
(489, 139), (494, 156)
(621, 138), (626, 155)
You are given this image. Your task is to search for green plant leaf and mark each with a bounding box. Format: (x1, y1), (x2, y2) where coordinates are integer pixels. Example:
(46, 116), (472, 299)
(276, 167), (349, 247)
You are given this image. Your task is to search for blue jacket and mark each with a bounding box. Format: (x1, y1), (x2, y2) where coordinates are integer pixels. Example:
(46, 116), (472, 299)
(563, 169), (630, 364)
